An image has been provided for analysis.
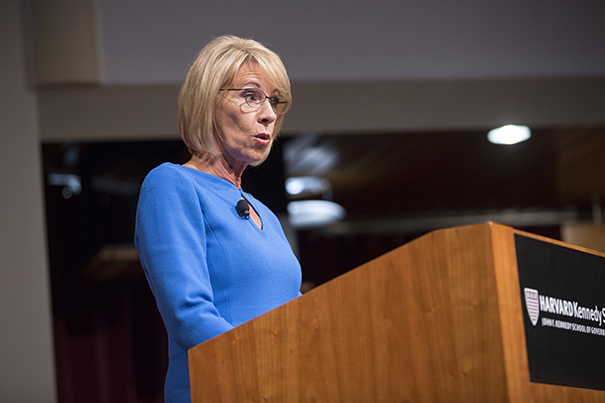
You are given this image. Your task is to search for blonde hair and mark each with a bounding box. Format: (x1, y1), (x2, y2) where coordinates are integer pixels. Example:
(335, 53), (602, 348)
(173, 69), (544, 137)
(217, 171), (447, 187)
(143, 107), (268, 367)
(178, 35), (291, 165)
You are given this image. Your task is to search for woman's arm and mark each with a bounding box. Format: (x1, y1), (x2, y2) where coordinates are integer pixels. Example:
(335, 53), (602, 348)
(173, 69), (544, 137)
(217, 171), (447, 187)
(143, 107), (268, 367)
(135, 165), (233, 351)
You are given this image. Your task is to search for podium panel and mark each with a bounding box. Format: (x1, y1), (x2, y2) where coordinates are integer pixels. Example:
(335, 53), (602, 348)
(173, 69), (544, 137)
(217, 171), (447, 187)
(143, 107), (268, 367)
(515, 232), (605, 390)
(188, 222), (605, 402)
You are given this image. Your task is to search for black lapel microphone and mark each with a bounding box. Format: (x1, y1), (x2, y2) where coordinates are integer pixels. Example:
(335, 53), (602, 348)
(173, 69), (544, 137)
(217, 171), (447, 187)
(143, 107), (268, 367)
(236, 199), (250, 219)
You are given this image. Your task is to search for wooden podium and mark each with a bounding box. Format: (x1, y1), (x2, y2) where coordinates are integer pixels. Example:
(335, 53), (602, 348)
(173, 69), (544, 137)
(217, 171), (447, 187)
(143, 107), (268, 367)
(188, 222), (605, 402)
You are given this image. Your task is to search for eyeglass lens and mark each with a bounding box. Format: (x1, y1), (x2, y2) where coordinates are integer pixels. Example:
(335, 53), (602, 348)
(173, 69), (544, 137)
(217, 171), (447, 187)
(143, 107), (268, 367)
(243, 89), (288, 114)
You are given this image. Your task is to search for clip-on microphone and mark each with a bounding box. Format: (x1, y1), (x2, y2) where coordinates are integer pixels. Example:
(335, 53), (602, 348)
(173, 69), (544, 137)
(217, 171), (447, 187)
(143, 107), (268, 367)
(236, 199), (250, 219)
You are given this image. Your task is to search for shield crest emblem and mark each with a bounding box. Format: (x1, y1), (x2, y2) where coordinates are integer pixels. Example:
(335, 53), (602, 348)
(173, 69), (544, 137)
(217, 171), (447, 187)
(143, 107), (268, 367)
(524, 287), (540, 326)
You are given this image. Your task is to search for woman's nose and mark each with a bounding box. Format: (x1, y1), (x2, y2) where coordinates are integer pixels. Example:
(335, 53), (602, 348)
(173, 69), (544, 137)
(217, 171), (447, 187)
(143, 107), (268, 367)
(258, 100), (277, 124)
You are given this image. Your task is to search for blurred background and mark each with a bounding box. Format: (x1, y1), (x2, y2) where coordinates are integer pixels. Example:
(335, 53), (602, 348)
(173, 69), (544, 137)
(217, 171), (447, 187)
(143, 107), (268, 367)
(2, 0), (605, 402)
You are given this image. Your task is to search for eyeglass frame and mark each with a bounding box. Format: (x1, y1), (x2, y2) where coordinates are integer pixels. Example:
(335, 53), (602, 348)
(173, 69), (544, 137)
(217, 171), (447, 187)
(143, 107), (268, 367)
(219, 88), (290, 115)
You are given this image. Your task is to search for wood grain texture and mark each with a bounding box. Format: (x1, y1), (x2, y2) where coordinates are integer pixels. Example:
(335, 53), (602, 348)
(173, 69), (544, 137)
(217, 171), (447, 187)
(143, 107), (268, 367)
(189, 222), (605, 402)
(490, 223), (531, 402)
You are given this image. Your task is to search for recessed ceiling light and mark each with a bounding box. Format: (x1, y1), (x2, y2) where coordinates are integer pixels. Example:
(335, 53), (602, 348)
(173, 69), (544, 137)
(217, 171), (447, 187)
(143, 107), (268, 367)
(487, 125), (531, 145)
(287, 200), (346, 229)
(285, 176), (330, 197)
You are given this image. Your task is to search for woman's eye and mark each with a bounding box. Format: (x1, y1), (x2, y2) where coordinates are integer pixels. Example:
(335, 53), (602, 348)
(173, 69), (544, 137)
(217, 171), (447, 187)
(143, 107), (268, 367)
(244, 90), (260, 103)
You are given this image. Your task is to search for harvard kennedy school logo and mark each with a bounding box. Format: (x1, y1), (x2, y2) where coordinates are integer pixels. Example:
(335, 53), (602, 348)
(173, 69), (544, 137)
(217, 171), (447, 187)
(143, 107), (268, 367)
(524, 288), (540, 326)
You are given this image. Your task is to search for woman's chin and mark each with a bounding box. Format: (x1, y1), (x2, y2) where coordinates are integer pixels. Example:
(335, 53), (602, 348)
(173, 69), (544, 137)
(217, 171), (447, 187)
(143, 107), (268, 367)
(248, 151), (269, 166)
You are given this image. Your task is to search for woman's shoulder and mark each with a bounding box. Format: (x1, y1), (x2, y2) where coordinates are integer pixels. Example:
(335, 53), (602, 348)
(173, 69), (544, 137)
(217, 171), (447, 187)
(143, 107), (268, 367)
(139, 163), (197, 197)
(144, 162), (185, 180)
(141, 162), (237, 198)
(143, 162), (202, 187)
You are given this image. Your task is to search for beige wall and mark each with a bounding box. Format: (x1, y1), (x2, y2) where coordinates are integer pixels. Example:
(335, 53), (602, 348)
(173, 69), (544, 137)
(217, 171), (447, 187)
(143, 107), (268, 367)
(37, 76), (605, 142)
(561, 222), (605, 254)
(34, 0), (99, 85)
(0, 1), (57, 401)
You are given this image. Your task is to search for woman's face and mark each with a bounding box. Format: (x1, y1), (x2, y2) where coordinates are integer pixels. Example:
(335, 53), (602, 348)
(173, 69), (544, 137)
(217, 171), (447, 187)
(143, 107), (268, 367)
(214, 63), (278, 169)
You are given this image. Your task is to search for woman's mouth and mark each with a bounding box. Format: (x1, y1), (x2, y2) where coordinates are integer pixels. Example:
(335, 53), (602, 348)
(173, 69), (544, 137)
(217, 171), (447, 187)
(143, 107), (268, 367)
(254, 133), (271, 146)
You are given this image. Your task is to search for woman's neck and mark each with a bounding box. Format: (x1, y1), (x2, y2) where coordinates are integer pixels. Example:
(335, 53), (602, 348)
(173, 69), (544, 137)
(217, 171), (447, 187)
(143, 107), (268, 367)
(182, 152), (246, 189)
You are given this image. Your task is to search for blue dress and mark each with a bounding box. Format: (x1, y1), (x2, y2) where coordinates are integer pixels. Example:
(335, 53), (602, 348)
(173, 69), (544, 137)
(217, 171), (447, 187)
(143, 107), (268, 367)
(135, 163), (302, 403)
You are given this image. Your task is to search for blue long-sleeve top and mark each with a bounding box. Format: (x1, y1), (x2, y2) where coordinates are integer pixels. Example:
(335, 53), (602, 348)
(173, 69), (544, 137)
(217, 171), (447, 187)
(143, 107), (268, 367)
(135, 163), (302, 403)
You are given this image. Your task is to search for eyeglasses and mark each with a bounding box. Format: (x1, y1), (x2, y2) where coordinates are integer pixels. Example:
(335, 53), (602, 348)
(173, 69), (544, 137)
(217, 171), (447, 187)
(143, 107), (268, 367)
(219, 88), (290, 115)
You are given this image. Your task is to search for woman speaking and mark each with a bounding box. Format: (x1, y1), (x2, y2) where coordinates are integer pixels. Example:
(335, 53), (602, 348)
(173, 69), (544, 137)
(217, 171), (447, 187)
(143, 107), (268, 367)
(135, 35), (302, 403)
